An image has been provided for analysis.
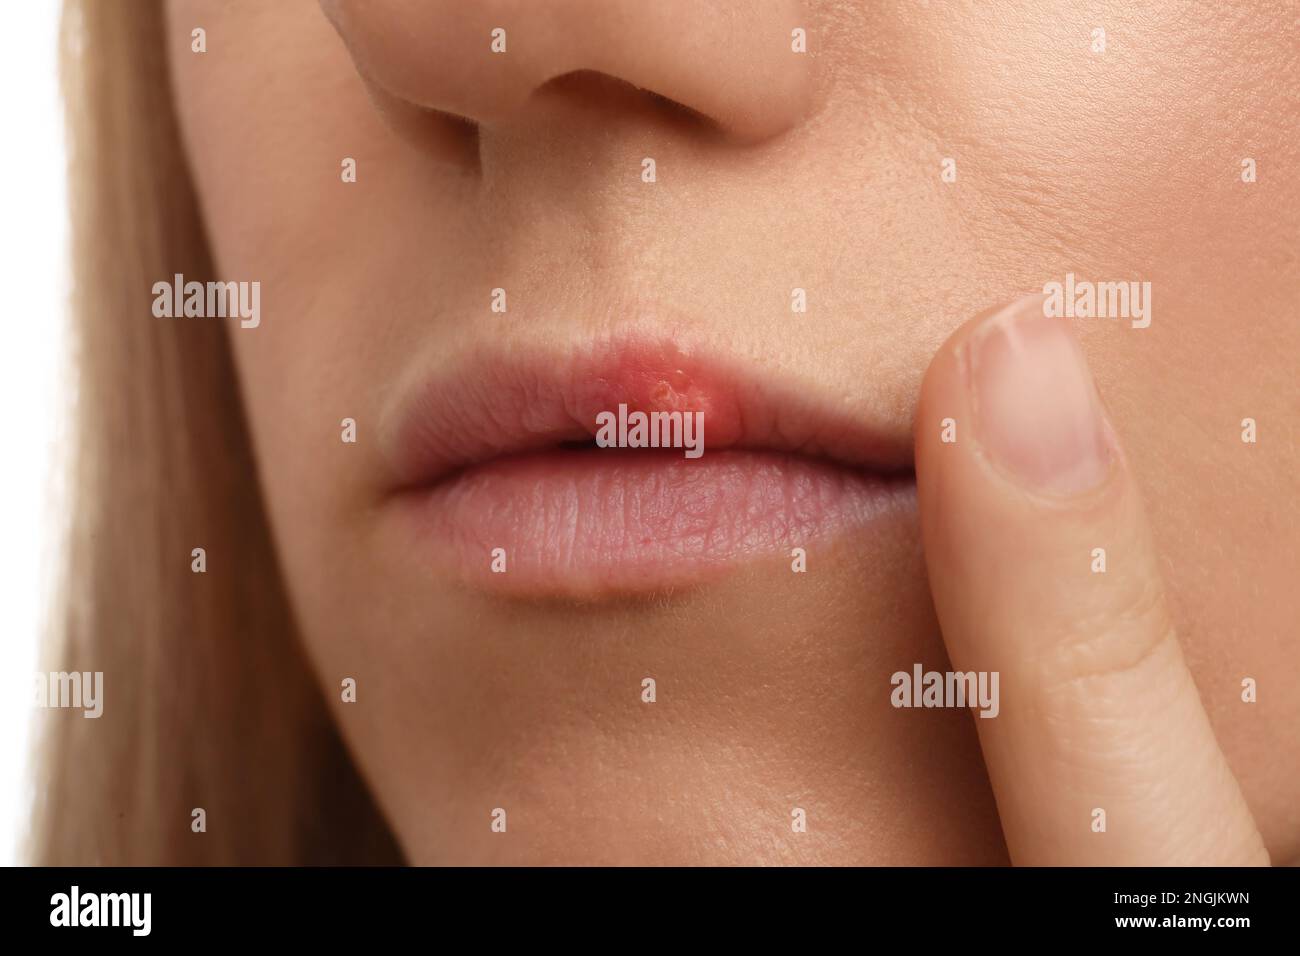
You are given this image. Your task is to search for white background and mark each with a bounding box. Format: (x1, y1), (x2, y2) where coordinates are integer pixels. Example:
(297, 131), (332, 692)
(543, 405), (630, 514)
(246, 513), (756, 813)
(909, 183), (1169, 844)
(0, 2), (69, 866)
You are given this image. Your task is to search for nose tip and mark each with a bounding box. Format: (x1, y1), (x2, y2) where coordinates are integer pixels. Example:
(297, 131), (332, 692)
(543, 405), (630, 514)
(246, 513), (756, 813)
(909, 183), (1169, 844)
(320, 0), (814, 144)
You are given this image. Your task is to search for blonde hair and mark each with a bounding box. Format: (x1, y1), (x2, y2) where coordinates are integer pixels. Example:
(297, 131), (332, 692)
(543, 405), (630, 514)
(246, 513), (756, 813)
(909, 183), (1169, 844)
(32, 0), (400, 865)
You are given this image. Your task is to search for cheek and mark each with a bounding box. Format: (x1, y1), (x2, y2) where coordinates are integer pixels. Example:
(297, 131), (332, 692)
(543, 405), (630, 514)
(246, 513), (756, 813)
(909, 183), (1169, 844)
(891, 2), (1294, 270)
(167, 0), (386, 280)
(168, 0), (403, 556)
(844, 2), (1300, 852)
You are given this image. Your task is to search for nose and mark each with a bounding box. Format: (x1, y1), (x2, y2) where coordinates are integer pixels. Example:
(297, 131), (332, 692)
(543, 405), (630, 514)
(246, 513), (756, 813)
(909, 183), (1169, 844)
(319, 0), (813, 146)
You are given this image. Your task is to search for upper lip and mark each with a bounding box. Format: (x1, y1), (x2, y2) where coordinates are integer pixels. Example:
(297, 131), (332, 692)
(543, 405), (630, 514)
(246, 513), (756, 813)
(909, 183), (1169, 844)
(378, 335), (916, 491)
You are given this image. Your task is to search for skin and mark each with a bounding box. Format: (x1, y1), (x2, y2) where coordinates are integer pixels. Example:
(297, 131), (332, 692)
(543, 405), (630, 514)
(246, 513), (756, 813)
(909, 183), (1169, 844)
(167, 0), (1298, 864)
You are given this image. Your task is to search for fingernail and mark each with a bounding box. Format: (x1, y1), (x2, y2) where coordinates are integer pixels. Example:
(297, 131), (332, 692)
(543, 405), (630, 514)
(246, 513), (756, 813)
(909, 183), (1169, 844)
(965, 295), (1113, 495)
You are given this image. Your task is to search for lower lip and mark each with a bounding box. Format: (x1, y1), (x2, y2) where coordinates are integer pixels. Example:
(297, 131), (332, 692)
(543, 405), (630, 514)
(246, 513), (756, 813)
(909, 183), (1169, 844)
(401, 448), (916, 596)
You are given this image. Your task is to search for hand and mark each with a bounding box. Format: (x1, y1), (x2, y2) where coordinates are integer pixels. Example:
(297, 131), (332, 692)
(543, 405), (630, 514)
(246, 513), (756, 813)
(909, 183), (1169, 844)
(914, 294), (1270, 866)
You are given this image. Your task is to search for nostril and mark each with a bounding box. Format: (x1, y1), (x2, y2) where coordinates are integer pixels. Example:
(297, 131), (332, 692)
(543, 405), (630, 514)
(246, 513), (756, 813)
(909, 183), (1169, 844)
(361, 76), (482, 170)
(534, 70), (723, 140)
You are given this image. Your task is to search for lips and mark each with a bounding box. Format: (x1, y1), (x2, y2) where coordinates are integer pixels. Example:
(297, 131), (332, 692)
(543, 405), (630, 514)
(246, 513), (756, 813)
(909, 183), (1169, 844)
(380, 336), (916, 596)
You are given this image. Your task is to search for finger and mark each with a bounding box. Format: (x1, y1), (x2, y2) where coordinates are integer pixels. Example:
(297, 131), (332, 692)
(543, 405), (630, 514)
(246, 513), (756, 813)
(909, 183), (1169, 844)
(913, 294), (1269, 866)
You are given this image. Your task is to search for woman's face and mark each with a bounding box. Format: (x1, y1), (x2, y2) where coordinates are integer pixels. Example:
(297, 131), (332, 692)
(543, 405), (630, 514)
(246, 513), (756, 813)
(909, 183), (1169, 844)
(167, 0), (1299, 864)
